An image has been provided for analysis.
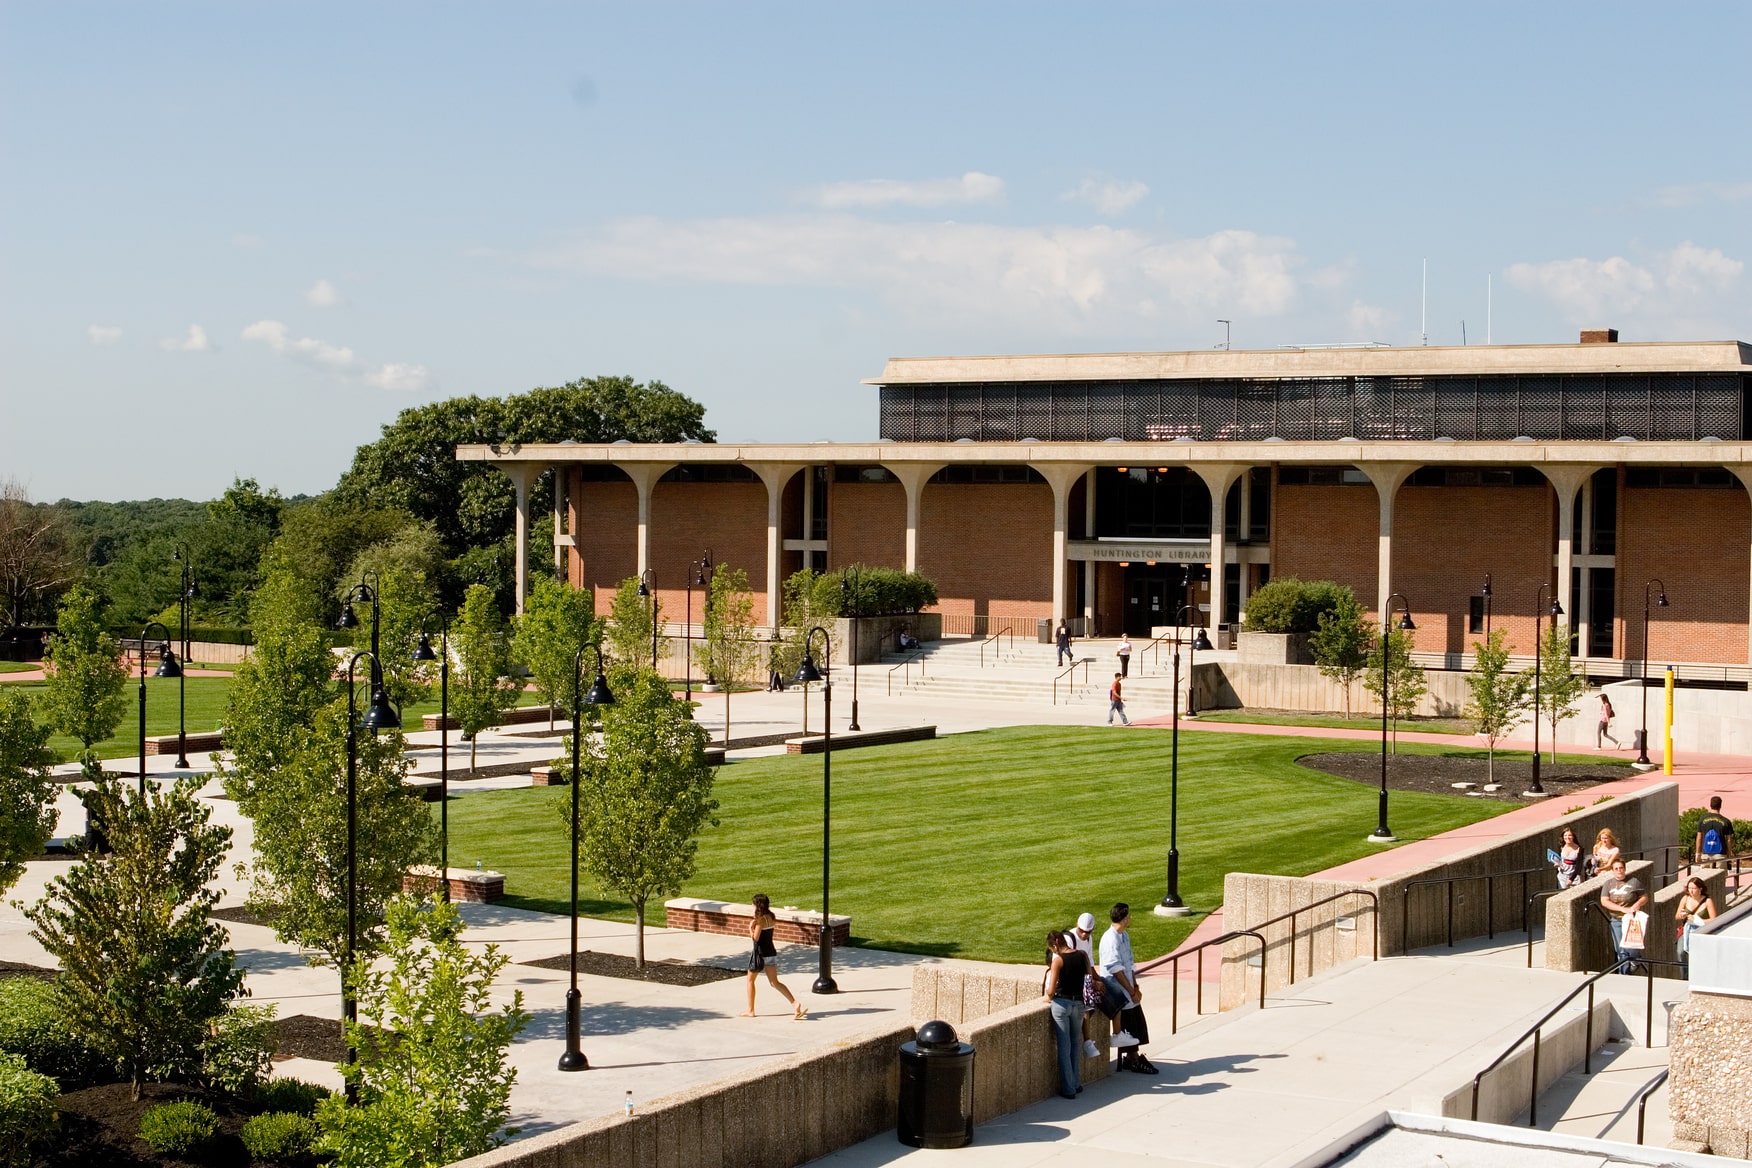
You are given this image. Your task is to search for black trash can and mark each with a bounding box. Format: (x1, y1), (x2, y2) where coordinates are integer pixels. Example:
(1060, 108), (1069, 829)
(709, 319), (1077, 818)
(897, 1019), (974, 1149)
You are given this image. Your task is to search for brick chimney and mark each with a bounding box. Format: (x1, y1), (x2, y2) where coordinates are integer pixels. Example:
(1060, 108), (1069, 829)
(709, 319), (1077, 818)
(1580, 328), (1619, 344)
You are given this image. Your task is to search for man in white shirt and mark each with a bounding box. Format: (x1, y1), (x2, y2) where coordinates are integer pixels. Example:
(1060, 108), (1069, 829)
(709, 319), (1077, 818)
(1098, 903), (1157, 1074)
(1069, 912), (1128, 1058)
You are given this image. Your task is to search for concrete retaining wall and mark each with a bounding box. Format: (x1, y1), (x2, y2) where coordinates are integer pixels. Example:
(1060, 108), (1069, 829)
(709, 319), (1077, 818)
(1206, 660), (1471, 719)
(1670, 990), (1752, 1159)
(1439, 996), (1620, 1125)
(1544, 862), (1730, 975)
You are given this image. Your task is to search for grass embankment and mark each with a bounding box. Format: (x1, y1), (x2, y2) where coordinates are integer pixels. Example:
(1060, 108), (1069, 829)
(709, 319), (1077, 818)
(443, 725), (1515, 965)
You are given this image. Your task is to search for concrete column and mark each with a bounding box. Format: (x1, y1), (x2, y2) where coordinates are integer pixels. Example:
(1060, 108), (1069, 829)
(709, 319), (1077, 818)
(499, 463), (541, 615)
(1083, 469), (1098, 632)
(1540, 466), (1597, 650)
(748, 463), (804, 630)
(1728, 466), (1752, 663)
(1036, 464), (1095, 623)
(1194, 465), (1246, 632)
(880, 462), (945, 574)
(613, 462), (675, 582)
(551, 464), (568, 584)
(1357, 463), (1418, 619)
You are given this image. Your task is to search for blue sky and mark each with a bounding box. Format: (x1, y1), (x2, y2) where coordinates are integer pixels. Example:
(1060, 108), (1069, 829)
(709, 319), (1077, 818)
(4, 2), (1750, 501)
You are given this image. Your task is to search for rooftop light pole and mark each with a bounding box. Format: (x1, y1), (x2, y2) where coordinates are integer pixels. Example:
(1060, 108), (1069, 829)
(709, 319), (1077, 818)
(1636, 580), (1669, 770)
(793, 629), (839, 995)
(1528, 584), (1563, 795)
(558, 644), (615, 1073)
(136, 621), (181, 796)
(1370, 594), (1416, 843)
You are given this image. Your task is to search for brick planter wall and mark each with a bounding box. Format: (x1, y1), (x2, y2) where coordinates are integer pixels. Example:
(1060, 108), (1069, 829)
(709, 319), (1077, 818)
(404, 866), (505, 903)
(665, 898), (850, 946)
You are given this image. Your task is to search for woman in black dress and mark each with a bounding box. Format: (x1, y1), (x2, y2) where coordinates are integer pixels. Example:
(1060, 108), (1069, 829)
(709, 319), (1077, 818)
(741, 894), (807, 1019)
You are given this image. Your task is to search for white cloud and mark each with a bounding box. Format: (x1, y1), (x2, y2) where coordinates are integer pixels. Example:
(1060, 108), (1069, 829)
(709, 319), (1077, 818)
(159, 324), (212, 352)
(1061, 177), (1149, 217)
(810, 172), (1005, 209)
(305, 279), (342, 307)
(1505, 242), (1743, 325)
(86, 325), (121, 346)
(526, 214), (1304, 329)
(1346, 301), (1390, 340)
(1649, 181), (1752, 208)
(241, 319), (430, 391)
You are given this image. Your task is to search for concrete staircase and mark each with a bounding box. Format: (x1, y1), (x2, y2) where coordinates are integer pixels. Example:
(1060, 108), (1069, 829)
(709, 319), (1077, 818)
(867, 636), (1191, 710)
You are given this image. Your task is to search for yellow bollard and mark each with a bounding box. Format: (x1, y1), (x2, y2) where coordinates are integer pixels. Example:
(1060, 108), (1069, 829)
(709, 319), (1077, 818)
(1663, 666), (1675, 775)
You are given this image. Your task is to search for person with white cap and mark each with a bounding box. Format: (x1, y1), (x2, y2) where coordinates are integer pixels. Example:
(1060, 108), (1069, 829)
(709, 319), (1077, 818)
(1071, 911), (1130, 1059)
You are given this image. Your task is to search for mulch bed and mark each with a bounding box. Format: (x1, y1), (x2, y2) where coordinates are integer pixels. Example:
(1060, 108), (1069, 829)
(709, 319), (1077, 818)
(519, 949), (742, 985)
(271, 1014), (347, 1063)
(0, 959), (57, 981)
(210, 906), (278, 929)
(1300, 751), (1630, 802)
(34, 1082), (254, 1168)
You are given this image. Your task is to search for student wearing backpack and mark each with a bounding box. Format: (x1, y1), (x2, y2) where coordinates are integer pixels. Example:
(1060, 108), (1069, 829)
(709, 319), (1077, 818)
(1694, 796), (1735, 868)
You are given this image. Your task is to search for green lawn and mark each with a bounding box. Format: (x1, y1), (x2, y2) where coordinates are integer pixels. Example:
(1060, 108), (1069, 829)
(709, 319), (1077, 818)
(442, 725), (1517, 965)
(0, 660), (37, 674)
(1195, 710), (1474, 735)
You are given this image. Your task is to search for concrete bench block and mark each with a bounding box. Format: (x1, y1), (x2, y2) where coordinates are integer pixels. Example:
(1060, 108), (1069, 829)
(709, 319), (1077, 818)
(405, 865), (505, 903)
(785, 726), (935, 754)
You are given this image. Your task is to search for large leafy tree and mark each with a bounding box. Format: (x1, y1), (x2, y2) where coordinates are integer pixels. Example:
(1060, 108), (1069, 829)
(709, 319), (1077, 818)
(268, 498), (419, 617)
(317, 897), (528, 1168)
(452, 585), (516, 771)
(510, 577), (597, 730)
(1465, 628), (1530, 784)
(0, 479), (79, 630)
(241, 704), (437, 967)
(1307, 588), (1370, 716)
(25, 774), (243, 1098)
(334, 377), (714, 560)
(569, 672), (717, 967)
(0, 686), (58, 897)
(39, 585), (128, 775)
(221, 565), (337, 805)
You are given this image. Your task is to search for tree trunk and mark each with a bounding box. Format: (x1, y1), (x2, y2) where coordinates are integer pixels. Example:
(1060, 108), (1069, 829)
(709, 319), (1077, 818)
(724, 689), (731, 747)
(634, 900), (646, 968)
(1487, 745), (1495, 785)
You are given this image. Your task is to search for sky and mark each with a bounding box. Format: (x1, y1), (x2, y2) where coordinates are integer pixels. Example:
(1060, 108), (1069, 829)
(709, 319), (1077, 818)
(4, 2), (1750, 503)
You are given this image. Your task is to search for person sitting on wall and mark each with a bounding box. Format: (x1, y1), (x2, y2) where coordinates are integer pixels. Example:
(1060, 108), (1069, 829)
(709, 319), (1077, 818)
(898, 626), (919, 652)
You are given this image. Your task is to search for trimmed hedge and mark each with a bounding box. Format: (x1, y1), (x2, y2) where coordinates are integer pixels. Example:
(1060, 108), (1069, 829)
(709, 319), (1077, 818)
(0, 1053), (59, 1168)
(139, 1100), (221, 1158)
(253, 1077), (330, 1117)
(0, 979), (110, 1087)
(1243, 578), (1357, 634)
(823, 566), (938, 616)
(241, 1111), (319, 1165)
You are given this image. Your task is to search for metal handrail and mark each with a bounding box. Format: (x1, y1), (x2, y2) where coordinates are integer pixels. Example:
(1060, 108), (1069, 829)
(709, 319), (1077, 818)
(885, 648), (926, 696)
(1403, 865), (1547, 949)
(1634, 1068), (1670, 1144)
(1469, 956), (1684, 1125)
(1136, 928), (1267, 1034)
(1248, 889), (1380, 986)
(1137, 630), (1176, 676)
(978, 626), (1014, 667)
(1052, 658), (1090, 705)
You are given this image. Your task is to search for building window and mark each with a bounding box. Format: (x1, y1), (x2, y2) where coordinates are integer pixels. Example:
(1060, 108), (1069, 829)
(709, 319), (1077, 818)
(1276, 466), (1371, 486)
(833, 465), (898, 484)
(926, 465), (1046, 484)
(659, 464), (758, 483)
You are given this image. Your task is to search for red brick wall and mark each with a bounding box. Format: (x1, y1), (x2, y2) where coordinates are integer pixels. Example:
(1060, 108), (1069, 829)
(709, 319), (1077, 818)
(918, 482), (1054, 619)
(1393, 485), (1552, 655)
(1096, 562), (1125, 635)
(651, 481), (772, 624)
(572, 474), (637, 611)
(829, 481), (906, 571)
(1272, 484), (1379, 607)
(1618, 486), (1749, 665)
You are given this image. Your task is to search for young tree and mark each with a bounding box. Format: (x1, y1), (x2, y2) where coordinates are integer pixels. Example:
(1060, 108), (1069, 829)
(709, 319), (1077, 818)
(1530, 622), (1588, 763)
(1363, 625), (1427, 752)
(1465, 628), (1530, 785)
(569, 672), (717, 967)
(700, 564), (761, 743)
(221, 565), (337, 806)
(316, 897), (528, 1168)
(336, 560), (438, 714)
(452, 584), (516, 771)
(24, 774), (243, 1098)
(603, 575), (666, 678)
(38, 585), (129, 777)
(0, 686), (58, 898)
(511, 577), (597, 730)
(771, 568), (840, 683)
(242, 703), (438, 967)
(1308, 589), (1370, 716)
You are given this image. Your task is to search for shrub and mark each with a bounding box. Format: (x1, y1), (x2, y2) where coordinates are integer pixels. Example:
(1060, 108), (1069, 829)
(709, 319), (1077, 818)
(202, 1003), (277, 1096)
(254, 1077), (330, 1117)
(1679, 806), (1752, 862)
(138, 1099), (221, 1158)
(0, 978), (110, 1087)
(822, 566), (938, 616)
(1243, 578), (1356, 634)
(242, 1111), (320, 1165)
(0, 1053), (59, 1168)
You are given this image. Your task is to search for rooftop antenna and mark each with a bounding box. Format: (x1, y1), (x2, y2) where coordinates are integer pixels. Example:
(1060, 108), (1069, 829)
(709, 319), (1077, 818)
(1216, 319), (1232, 351)
(1486, 274), (1493, 345)
(1461, 320), (1467, 346)
(1421, 259), (1428, 346)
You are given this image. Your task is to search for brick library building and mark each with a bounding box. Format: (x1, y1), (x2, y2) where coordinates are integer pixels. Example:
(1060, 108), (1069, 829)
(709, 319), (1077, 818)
(462, 332), (1752, 680)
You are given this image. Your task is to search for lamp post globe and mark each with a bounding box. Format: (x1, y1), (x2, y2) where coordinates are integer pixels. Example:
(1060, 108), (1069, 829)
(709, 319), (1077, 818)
(792, 631), (838, 994)
(559, 644), (615, 1072)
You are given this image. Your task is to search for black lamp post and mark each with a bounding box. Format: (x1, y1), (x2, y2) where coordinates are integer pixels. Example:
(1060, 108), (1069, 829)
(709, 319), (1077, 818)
(793, 628), (838, 995)
(1528, 584), (1563, 795)
(1370, 594), (1416, 842)
(684, 550), (713, 704)
(136, 621), (181, 796)
(336, 572), (384, 670)
(1637, 579), (1670, 769)
(340, 649), (400, 1104)
(412, 621), (450, 901)
(636, 567), (658, 670)
(1158, 604), (1197, 916)
(1481, 573), (1493, 643)
(172, 548), (196, 768)
(558, 644), (615, 1072)
(842, 567), (862, 731)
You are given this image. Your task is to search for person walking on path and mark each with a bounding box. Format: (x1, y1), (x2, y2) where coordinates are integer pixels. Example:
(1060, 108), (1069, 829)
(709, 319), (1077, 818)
(1116, 634), (1133, 678)
(1694, 795), (1736, 869)
(1042, 931), (1088, 1099)
(741, 894), (807, 1019)
(1099, 903), (1157, 1074)
(1108, 673), (1130, 726)
(1597, 693), (1621, 749)
(1056, 621), (1075, 667)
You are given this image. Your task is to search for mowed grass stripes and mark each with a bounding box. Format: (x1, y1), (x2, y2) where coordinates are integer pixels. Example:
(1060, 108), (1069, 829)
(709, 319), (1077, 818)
(442, 725), (1514, 965)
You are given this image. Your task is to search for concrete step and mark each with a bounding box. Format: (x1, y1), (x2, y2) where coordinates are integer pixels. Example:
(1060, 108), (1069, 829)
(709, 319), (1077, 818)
(1531, 1037), (1671, 1146)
